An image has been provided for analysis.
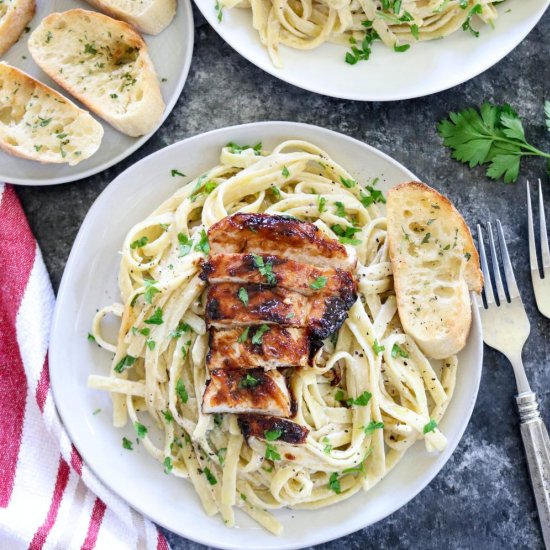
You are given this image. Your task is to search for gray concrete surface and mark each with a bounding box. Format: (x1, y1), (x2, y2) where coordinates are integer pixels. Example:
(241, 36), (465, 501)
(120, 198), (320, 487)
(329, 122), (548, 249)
(14, 6), (550, 550)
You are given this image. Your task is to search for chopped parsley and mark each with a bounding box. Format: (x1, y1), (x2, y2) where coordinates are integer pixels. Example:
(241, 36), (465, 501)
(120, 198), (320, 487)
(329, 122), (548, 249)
(394, 43), (410, 52)
(217, 448), (227, 465)
(334, 201), (346, 218)
(143, 279), (159, 304)
(163, 456), (173, 474)
(310, 276), (328, 290)
(215, 0), (223, 22)
(178, 233), (193, 256)
(146, 339), (155, 350)
(239, 373), (259, 388)
(176, 379), (189, 403)
(372, 339), (385, 355)
(264, 429), (282, 441)
(391, 343), (409, 358)
(170, 321), (191, 339)
(345, 29), (379, 65)
(122, 437), (133, 450)
(322, 437), (332, 454)
(462, 4), (483, 37)
(282, 166), (290, 177)
(364, 421), (384, 435)
(162, 410), (174, 423)
(38, 117), (51, 127)
(203, 467), (217, 485)
(196, 229), (210, 254)
(171, 169), (185, 177)
(340, 176), (357, 188)
(238, 287), (249, 307)
(84, 43), (97, 55)
(251, 324), (270, 345)
(334, 389), (346, 401)
(318, 196), (327, 213)
(465, 252), (472, 261)
(360, 185), (386, 208)
(227, 141), (262, 155)
(237, 327), (250, 343)
(144, 307), (164, 325)
(252, 255), (276, 284)
(87, 332), (96, 342)
(331, 224), (362, 245)
(135, 422), (148, 439)
(328, 472), (341, 494)
(421, 232), (431, 244)
(423, 419), (438, 434)
(347, 391), (372, 407)
(114, 355), (136, 373)
(92, 408), (101, 415)
(265, 443), (281, 461)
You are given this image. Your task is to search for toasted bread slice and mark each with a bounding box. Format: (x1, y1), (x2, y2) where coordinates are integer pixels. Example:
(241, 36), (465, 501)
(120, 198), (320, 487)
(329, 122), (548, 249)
(28, 9), (165, 137)
(83, 0), (176, 35)
(0, 0), (35, 56)
(387, 182), (482, 359)
(0, 63), (103, 165)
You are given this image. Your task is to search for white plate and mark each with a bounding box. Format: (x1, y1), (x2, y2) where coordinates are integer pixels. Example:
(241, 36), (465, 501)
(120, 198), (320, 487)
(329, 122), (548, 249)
(50, 121), (483, 550)
(194, 0), (549, 101)
(0, 0), (193, 186)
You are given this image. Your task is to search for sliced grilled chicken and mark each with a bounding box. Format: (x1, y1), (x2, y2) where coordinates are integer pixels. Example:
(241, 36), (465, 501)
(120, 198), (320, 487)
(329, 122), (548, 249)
(238, 415), (309, 444)
(206, 283), (308, 328)
(202, 253), (357, 298)
(202, 368), (291, 417)
(206, 283), (355, 339)
(207, 213), (356, 270)
(207, 326), (310, 371)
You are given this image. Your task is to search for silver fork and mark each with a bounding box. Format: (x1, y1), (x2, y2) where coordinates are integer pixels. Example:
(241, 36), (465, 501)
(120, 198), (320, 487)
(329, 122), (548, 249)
(476, 220), (550, 547)
(527, 179), (550, 318)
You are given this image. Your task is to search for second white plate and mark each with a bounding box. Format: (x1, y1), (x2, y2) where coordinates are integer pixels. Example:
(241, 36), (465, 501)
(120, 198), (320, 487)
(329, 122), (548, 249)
(49, 121), (483, 549)
(0, 0), (194, 186)
(194, 0), (549, 101)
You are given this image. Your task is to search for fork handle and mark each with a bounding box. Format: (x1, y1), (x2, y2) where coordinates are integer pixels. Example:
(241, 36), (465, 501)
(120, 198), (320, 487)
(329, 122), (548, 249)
(517, 392), (550, 548)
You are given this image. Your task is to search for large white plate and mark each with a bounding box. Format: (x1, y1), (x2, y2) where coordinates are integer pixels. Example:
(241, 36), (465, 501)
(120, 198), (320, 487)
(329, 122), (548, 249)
(50, 122), (483, 550)
(0, 0), (193, 186)
(194, 0), (549, 101)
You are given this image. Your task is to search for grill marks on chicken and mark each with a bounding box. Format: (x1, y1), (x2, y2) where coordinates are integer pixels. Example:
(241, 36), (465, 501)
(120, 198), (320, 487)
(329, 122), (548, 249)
(207, 213), (357, 270)
(201, 213), (357, 438)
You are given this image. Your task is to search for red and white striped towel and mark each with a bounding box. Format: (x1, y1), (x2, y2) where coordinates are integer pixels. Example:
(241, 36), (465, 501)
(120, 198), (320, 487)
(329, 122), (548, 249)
(0, 184), (170, 550)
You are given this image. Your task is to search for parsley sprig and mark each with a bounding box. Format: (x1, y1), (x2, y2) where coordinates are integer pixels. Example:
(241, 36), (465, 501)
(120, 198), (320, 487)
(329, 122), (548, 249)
(438, 101), (550, 184)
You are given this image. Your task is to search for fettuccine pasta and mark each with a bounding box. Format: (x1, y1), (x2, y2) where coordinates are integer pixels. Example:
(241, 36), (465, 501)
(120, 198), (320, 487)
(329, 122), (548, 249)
(88, 140), (457, 534)
(218, 0), (499, 67)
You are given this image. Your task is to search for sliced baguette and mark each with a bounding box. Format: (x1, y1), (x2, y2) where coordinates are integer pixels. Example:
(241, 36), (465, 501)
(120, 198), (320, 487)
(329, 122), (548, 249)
(83, 0), (176, 35)
(387, 182), (482, 359)
(0, 62), (103, 165)
(0, 0), (35, 56)
(28, 9), (165, 137)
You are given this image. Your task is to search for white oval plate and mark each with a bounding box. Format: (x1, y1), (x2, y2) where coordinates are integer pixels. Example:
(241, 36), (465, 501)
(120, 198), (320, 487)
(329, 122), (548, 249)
(50, 122), (483, 550)
(194, 0), (548, 101)
(0, 0), (194, 186)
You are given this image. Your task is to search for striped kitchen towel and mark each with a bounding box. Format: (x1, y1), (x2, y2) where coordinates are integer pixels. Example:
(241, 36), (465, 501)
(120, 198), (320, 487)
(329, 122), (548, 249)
(0, 184), (170, 550)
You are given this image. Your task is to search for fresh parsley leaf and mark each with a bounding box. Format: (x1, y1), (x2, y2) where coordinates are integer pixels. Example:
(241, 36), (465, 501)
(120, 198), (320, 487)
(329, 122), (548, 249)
(237, 327), (250, 343)
(360, 185), (386, 207)
(421, 232), (431, 244)
(238, 287), (249, 307)
(411, 24), (419, 40)
(330, 224), (362, 245)
(270, 186), (281, 199)
(372, 339), (385, 355)
(251, 324), (270, 345)
(197, 229), (210, 254)
(135, 422), (148, 438)
(391, 343), (409, 358)
(203, 467), (217, 485)
(265, 429), (282, 441)
(84, 43), (97, 55)
(252, 255), (276, 284)
(438, 101), (550, 184)
(340, 176), (356, 188)
(227, 141), (262, 155)
(394, 43), (410, 52)
(177, 233), (193, 256)
(114, 355), (136, 373)
(87, 332), (96, 342)
(170, 321), (191, 339)
(265, 443), (281, 461)
(130, 236), (149, 250)
(215, 0), (223, 22)
(146, 339), (156, 350)
(171, 169), (185, 177)
(122, 437), (133, 450)
(163, 456), (173, 473)
(162, 410), (173, 423)
(462, 4), (483, 37)
(328, 472), (341, 494)
(239, 373), (259, 388)
(364, 421), (384, 435)
(347, 391), (372, 407)
(92, 408), (101, 415)
(282, 166), (290, 177)
(217, 448), (227, 465)
(345, 30), (379, 65)
(318, 196), (327, 213)
(214, 413), (223, 427)
(342, 461), (366, 476)
(310, 276), (328, 290)
(334, 201), (346, 218)
(423, 419), (438, 434)
(143, 278), (159, 304)
(176, 379), (189, 403)
(38, 117), (51, 127)
(144, 307), (163, 325)
(322, 437), (332, 454)
(334, 389), (346, 401)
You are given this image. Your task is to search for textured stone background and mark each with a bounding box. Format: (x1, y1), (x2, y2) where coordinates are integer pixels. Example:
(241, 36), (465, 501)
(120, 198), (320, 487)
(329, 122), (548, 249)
(15, 5), (550, 550)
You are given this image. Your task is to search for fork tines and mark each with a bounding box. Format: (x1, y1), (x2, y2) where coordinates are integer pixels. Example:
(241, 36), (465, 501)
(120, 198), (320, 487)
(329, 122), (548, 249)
(527, 180), (550, 318)
(476, 220), (522, 308)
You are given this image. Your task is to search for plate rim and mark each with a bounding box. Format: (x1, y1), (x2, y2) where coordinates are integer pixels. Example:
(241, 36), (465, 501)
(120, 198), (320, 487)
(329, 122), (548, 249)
(193, 0), (549, 102)
(1, 0), (195, 186)
(49, 121), (483, 549)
